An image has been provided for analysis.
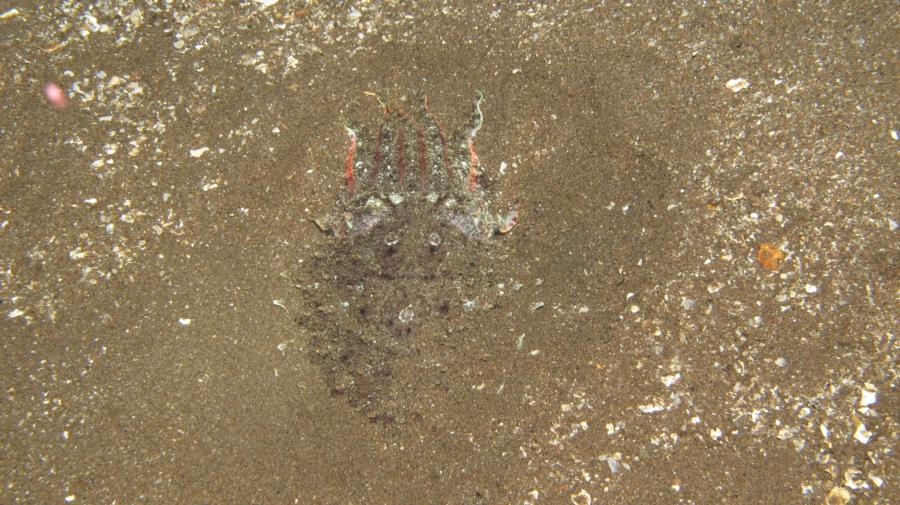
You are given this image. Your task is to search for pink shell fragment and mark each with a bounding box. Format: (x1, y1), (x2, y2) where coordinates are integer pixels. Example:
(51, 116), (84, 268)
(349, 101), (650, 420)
(43, 82), (67, 108)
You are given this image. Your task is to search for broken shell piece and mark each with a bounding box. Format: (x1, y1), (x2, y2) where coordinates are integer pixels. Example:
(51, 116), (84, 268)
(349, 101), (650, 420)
(726, 77), (750, 93)
(189, 146), (210, 157)
(398, 305), (414, 324)
(825, 487), (850, 505)
(843, 468), (866, 490)
(44, 82), (68, 108)
(497, 210), (519, 234)
(853, 423), (873, 444)
(312, 216), (332, 233)
(570, 489), (591, 505)
(859, 386), (877, 407)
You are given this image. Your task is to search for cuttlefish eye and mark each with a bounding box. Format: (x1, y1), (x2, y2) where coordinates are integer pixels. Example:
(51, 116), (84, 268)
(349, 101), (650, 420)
(384, 232), (400, 248)
(428, 232), (442, 251)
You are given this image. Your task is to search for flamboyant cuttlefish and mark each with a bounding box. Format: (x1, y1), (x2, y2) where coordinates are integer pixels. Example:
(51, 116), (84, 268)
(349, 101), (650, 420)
(299, 92), (517, 423)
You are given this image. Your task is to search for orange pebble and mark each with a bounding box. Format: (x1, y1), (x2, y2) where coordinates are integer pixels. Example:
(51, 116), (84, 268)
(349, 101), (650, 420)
(757, 242), (785, 270)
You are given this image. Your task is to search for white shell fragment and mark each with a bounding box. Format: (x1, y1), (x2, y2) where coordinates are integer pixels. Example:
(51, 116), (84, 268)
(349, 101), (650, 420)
(607, 457), (620, 474)
(661, 373), (680, 387)
(853, 423), (873, 444)
(726, 78), (750, 93)
(189, 146), (210, 157)
(826, 487), (850, 505)
(638, 403), (664, 414)
(398, 305), (414, 324)
(859, 385), (877, 407)
(570, 489), (592, 505)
